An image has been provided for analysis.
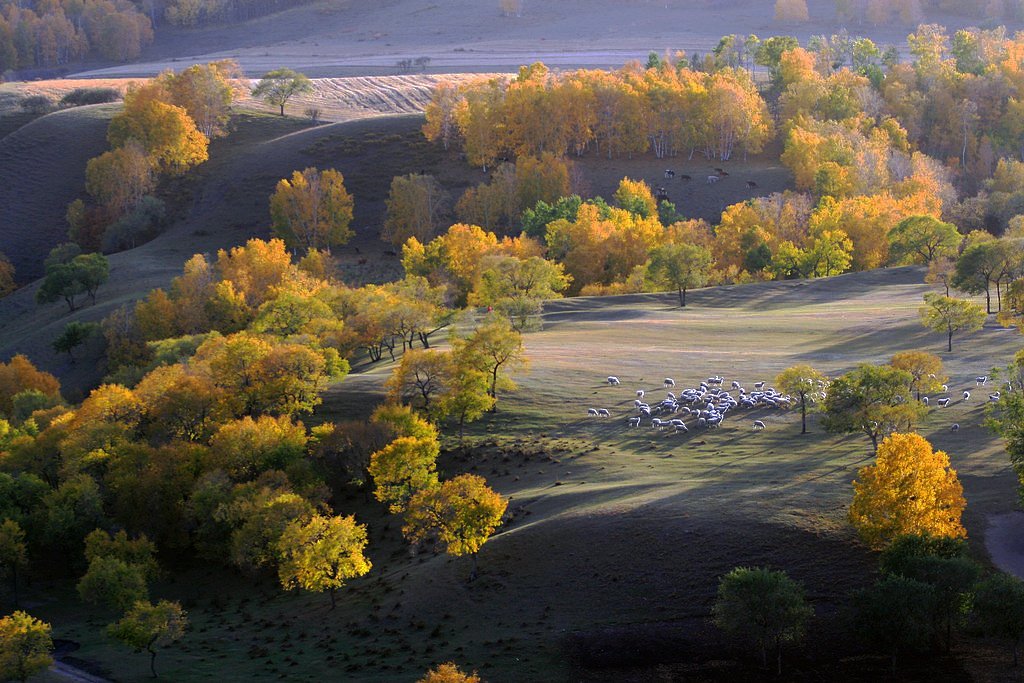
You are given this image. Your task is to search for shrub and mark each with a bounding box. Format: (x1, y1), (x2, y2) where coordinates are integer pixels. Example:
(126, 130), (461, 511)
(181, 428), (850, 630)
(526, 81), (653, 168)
(19, 95), (54, 114)
(59, 87), (122, 108)
(102, 197), (167, 252)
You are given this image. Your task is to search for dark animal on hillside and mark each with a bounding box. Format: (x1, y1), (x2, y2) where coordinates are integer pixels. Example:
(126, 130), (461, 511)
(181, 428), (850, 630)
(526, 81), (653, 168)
(383, 250), (398, 257)
(746, 180), (758, 189)
(679, 174), (692, 181)
(357, 258), (367, 265)
(664, 169), (675, 179)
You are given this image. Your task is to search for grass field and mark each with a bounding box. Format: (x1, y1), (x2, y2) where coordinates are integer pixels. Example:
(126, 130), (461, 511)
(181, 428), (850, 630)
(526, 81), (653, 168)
(22, 266), (1024, 682)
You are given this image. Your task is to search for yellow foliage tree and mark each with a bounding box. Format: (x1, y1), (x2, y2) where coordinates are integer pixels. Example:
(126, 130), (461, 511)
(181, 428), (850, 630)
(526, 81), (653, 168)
(418, 663), (481, 683)
(774, 0), (810, 21)
(275, 514), (371, 609)
(270, 168), (354, 254)
(850, 432), (967, 549)
(107, 97), (209, 175)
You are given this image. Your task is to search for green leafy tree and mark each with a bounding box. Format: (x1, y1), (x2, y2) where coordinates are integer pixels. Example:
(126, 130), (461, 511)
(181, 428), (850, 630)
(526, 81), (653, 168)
(919, 293), (986, 352)
(275, 514), (372, 609)
(0, 520), (28, 606)
(953, 241), (1003, 313)
(251, 68), (313, 116)
(36, 253), (109, 311)
(470, 255), (570, 331)
(888, 216), (961, 266)
(454, 318), (527, 410)
(437, 355), (495, 438)
(821, 364), (924, 452)
(0, 611), (52, 683)
(108, 600), (187, 678)
(403, 474), (508, 580)
(53, 322), (100, 361)
(879, 534), (967, 577)
(77, 556), (149, 612)
(775, 365), (827, 434)
(895, 556), (979, 650)
(646, 243), (713, 307)
(712, 567), (813, 675)
(853, 576), (935, 675)
(973, 573), (1024, 666)
(987, 390), (1024, 505)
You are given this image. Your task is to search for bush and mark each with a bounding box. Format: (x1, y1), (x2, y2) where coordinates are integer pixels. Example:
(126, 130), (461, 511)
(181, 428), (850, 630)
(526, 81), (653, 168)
(59, 88), (121, 108)
(19, 95), (54, 114)
(102, 197), (167, 252)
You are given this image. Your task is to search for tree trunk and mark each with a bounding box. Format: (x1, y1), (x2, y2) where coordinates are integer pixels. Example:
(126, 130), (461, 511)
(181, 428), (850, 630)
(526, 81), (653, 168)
(279, 103), (285, 116)
(776, 640), (783, 676)
(148, 644), (158, 678)
(469, 553), (479, 582)
(948, 327), (953, 353)
(986, 284), (992, 314)
(11, 565), (17, 607)
(330, 588), (337, 610)
(678, 287), (684, 307)
(800, 396), (807, 434)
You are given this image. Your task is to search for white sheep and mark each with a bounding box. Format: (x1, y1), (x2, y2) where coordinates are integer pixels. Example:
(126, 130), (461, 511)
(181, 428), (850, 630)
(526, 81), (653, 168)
(951, 423), (960, 432)
(664, 378), (675, 387)
(754, 381), (765, 390)
(651, 418), (665, 429)
(941, 384), (948, 392)
(990, 392), (1001, 402)
(977, 376), (989, 386)
(922, 397), (929, 405)
(937, 398), (950, 407)
(587, 408), (599, 416)
(636, 390), (645, 398)
(607, 376), (621, 385)
(628, 417), (641, 428)
(753, 420), (766, 430)
(963, 390), (971, 401)
(597, 408), (611, 417)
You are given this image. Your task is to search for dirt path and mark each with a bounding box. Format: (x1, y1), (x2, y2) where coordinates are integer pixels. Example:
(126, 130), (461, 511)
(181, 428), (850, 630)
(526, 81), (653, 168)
(50, 661), (110, 683)
(985, 511), (1024, 579)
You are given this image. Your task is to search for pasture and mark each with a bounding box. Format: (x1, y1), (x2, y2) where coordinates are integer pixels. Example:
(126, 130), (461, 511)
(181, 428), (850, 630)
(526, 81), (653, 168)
(27, 267), (1024, 682)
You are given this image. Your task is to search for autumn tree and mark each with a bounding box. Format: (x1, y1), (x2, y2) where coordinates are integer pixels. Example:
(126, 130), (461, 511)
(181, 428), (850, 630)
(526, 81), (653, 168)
(368, 434), (440, 513)
(251, 68), (313, 116)
(888, 216), (961, 266)
(849, 432), (967, 549)
(890, 351), (946, 400)
(419, 662), (482, 683)
(515, 153), (571, 215)
(159, 60), (241, 138)
(0, 520), (27, 606)
(775, 365), (827, 434)
(423, 81), (462, 151)
(108, 600), (187, 678)
(85, 141), (155, 215)
(822, 364), (924, 451)
(0, 355), (60, 418)
(403, 474), (508, 579)
(270, 167), (354, 254)
(386, 349), (453, 416)
(0, 611), (52, 683)
(437, 354), (494, 438)
(712, 567), (812, 675)
(919, 293), (986, 352)
(275, 514), (372, 609)
(0, 254), (14, 299)
(454, 317), (527, 409)
(646, 243), (713, 307)
(382, 174), (449, 247)
(77, 555), (149, 612)
(107, 96), (208, 175)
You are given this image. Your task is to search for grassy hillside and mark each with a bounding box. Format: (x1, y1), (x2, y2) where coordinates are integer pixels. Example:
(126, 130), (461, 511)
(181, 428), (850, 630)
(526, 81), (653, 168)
(70, 0), (1024, 79)
(27, 267), (1024, 682)
(0, 103), (117, 281)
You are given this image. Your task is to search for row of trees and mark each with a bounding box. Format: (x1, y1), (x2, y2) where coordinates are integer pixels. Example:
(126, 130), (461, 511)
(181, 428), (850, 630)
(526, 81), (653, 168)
(0, 0), (153, 72)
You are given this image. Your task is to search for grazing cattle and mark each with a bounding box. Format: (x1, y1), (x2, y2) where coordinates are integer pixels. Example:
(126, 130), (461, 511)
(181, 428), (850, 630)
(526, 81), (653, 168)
(664, 169), (675, 179)
(707, 175), (719, 184)
(655, 187), (670, 202)
(719, 170), (730, 177)
(746, 180), (758, 189)
(753, 420), (766, 430)
(679, 174), (692, 181)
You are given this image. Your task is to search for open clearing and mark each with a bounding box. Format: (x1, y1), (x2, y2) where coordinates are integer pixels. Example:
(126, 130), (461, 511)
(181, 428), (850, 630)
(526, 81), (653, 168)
(68, 0), (1024, 79)
(28, 267), (1024, 682)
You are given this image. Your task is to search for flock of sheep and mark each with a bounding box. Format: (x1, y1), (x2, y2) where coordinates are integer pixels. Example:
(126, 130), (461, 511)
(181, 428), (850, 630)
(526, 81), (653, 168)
(592, 375), (802, 434)
(588, 372), (1007, 435)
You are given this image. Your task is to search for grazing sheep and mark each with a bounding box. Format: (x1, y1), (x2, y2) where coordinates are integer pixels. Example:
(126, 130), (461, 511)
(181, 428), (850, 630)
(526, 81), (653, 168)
(990, 392), (1001, 402)
(753, 420), (766, 430)
(745, 180), (758, 189)
(651, 418), (665, 429)
(636, 390), (645, 398)
(963, 390), (971, 401)
(731, 381), (742, 389)
(674, 423), (689, 433)
(664, 378), (676, 387)
(628, 417), (641, 428)
(597, 408), (611, 417)
(941, 384), (948, 392)
(754, 381), (766, 390)
(922, 397), (929, 405)
(664, 169), (675, 179)
(707, 175), (719, 184)
(951, 423), (960, 432)
(696, 417), (708, 428)
(937, 398), (950, 407)
(587, 408), (599, 416)
(607, 376), (621, 385)
(977, 376), (989, 386)
(666, 391), (676, 400)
